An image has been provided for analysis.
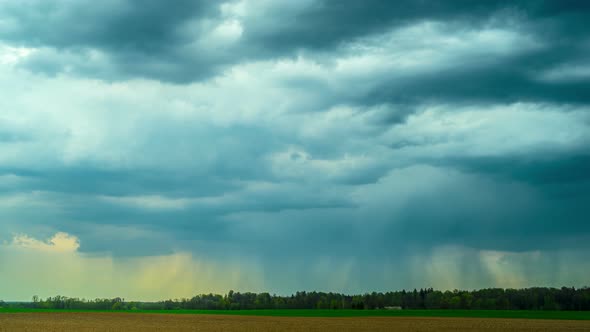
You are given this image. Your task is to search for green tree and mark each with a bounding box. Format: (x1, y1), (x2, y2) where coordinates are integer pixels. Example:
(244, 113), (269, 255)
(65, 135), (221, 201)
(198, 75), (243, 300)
(449, 296), (461, 309)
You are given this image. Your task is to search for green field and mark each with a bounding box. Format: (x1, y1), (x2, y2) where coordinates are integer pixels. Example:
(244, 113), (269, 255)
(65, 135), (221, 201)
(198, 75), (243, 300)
(1, 308), (589, 320)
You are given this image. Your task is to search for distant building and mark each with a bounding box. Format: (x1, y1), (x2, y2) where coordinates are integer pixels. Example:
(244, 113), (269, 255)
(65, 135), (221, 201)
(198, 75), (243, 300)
(384, 306), (402, 310)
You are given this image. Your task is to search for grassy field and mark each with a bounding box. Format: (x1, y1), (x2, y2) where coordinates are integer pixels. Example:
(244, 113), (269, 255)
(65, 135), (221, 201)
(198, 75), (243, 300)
(1, 308), (589, 320)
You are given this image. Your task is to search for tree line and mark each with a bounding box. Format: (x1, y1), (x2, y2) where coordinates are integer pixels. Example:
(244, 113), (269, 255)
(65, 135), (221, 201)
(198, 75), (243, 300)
(2, 287), (590, 311)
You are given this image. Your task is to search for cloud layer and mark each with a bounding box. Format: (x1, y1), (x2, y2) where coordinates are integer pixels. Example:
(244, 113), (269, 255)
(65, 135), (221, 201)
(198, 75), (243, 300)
(1, 0), (589, 299)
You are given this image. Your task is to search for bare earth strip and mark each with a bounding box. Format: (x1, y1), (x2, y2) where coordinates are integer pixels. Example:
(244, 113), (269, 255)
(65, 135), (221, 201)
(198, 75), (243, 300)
(1, 312), (590, 332)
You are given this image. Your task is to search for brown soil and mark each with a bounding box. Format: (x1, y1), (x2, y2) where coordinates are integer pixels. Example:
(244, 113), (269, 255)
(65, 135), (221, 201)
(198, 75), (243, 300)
(1, 312), (589, 332)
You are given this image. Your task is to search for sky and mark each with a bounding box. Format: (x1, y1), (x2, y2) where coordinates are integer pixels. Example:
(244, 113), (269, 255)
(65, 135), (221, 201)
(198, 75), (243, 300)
(0, 1), (589, 301)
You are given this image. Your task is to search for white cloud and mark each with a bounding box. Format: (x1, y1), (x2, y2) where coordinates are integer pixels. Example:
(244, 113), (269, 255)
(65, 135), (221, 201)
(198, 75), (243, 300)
(10, 232), (80, 253)
(384, 102), (590, 158)
(338, 22), (540, 75)
(0, 45), (33, 65)
(211, 19), (244, 43)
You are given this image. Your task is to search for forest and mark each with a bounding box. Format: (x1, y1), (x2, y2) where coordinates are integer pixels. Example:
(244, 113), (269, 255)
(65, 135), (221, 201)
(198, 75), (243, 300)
(2, 287), (590, 311)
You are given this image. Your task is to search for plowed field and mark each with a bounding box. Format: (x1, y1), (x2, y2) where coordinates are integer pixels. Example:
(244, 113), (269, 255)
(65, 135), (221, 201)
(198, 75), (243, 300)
(1, 312), (590, 331)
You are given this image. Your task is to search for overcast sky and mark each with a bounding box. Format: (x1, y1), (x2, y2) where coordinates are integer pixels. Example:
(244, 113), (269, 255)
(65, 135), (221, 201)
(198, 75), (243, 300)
(1, 0), (589, 301)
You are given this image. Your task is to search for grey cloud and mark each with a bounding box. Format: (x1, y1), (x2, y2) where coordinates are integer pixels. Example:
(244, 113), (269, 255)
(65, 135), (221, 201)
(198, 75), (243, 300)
(244, 0), (590, 52)
(2, 0), (589, 86)
(1, 0), (590, 292)
(359, 165), (590, 254)
(1, 0), (224, 82)
(440, 154), (590, 186)
(356, 46), (590, 108)
(1, 0), (215, 49)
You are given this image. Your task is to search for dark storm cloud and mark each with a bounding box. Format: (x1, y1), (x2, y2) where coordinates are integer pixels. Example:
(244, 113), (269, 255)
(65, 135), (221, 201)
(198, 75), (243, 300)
(243, 0), (507, 52)
(355, 163), (590, 256)
(1, 0), (590, 291)
(257, 0), (590, 117)
(2, 0), (589, 84)
(1, 0), (223, 81)
(403, 153), (590, 252)
(245, 0), (590, 53)
(361, 50), (590, 107)
(441, 154), (590, 186)
(0, 167), (239, 197)
(1, 0), (215, 49)
(391, 184), (590, 252)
